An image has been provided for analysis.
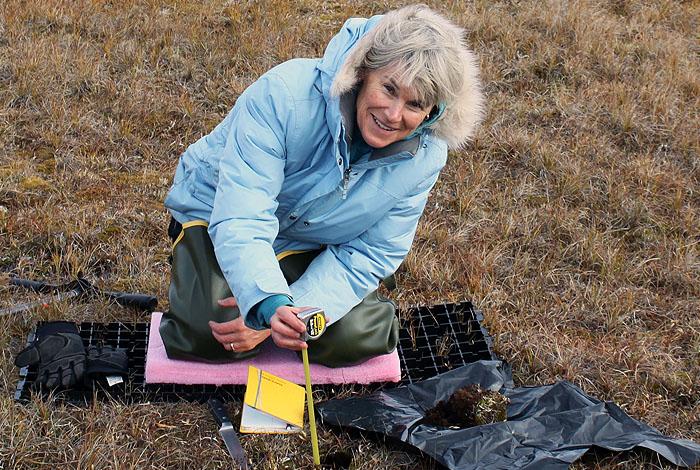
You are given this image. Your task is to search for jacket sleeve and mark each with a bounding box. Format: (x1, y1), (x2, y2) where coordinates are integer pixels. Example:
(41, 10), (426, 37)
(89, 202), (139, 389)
(208, 73), (297, 327)
(288, 172), (440, 323)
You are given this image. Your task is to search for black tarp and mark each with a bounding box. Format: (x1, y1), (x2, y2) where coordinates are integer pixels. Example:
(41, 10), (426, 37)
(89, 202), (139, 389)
(317, 361), (700, 469)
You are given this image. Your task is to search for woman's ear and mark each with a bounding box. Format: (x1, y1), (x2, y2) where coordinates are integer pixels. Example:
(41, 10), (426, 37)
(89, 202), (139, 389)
(428, 105), (439, 119)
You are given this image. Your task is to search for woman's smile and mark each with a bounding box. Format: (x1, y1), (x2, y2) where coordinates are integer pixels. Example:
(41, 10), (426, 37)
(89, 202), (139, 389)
(371, 113), (399, 132)
(356, 67), (430, 148)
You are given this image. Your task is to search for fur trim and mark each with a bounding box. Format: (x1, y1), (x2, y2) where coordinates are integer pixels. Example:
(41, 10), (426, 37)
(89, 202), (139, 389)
(330, 22), (484, 150)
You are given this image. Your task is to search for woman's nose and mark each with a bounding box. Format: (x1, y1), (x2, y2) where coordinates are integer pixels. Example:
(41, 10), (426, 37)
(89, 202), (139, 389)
(386, 99), (403, 118)
(386, 101), (403, 122)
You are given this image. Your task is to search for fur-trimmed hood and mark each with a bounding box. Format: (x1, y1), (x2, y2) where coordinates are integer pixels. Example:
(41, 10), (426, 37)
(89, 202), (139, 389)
(316, 15), (484, 150)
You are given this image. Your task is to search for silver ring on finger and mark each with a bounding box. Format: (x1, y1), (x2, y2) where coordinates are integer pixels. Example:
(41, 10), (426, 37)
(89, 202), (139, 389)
(230, 342), (236, 351)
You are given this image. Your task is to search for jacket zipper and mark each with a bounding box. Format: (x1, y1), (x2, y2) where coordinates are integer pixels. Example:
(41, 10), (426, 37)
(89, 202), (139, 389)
(341, 166), (351, 199)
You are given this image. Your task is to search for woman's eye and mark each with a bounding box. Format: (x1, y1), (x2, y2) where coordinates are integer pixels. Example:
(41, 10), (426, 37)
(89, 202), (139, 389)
(383, 83), (396, 95)
(408, 101), (423, 110)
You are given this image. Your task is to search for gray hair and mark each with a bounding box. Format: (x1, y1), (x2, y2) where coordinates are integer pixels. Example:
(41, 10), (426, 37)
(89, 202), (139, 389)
(332, 4), (484, 148)
(359, 5), (467, 110)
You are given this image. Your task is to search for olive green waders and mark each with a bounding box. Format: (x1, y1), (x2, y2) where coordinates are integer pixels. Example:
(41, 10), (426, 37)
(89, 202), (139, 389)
(159, 220), (399, 367)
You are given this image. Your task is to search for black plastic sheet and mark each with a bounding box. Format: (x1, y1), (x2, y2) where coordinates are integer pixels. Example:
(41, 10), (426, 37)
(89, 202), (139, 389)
(317, 361), (700, 469)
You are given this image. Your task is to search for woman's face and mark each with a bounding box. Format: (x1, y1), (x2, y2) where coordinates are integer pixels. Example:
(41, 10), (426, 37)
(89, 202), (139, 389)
(355, 67), (431, 149)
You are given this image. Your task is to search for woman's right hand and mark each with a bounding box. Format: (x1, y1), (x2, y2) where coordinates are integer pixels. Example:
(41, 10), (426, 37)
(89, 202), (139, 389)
(270, 306), (311, 350)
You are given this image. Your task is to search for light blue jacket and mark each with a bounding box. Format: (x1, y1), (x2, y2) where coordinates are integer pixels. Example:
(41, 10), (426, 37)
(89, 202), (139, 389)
(164, 15), (482, 327)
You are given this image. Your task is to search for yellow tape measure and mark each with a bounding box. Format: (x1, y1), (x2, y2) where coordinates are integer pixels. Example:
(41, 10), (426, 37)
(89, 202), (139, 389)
(298, 308), (327, 341)
(297, 307), (326, 466)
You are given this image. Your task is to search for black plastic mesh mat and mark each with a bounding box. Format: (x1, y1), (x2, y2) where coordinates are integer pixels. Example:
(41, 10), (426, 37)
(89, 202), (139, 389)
(14, 301), (495, 403)
(397, 301), (496, 384)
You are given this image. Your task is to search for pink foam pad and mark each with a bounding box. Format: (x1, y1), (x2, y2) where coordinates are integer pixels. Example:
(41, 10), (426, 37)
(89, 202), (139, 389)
(145, 312), (401, 385)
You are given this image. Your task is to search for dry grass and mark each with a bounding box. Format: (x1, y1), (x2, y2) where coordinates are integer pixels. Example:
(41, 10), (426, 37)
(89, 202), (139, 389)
(0, 0), (698, 468)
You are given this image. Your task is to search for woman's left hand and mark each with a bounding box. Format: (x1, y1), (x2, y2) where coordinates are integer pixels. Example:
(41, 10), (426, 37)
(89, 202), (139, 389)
(209, 297), (271, 352)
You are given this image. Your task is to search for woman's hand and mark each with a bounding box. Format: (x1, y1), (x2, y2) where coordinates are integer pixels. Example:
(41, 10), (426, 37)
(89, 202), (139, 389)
(209, 297), (270, 352)
(270, 306), (313, 351)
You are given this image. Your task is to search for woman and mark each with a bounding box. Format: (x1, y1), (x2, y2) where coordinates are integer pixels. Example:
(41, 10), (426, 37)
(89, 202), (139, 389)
(160, 4), (483, 366)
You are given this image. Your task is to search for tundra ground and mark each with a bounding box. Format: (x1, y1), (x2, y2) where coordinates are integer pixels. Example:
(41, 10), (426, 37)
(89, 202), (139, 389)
(0, 0), (698, 468)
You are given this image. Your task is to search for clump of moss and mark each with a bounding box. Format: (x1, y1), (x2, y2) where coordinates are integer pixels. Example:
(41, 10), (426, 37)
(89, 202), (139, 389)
(423, 384), (509, 428)
(36, 156), (57, 174)
(20, 176), (50, 190)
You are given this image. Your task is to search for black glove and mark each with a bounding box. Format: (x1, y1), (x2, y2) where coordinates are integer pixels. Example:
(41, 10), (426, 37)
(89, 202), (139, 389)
(86, 345), (128, 380)
(15, 321), (86, 388)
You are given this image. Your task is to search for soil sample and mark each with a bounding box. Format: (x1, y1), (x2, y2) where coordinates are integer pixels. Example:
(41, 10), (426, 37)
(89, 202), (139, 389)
(423, 384), (509, 428)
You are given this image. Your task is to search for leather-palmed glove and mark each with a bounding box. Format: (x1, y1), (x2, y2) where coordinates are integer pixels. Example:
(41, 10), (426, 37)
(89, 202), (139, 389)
(14, 321), (86, 388)
(85, 345), (128, 380)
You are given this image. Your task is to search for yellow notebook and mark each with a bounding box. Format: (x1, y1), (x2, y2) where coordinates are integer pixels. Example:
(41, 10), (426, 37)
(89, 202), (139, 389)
(239, 366), (305, 434)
